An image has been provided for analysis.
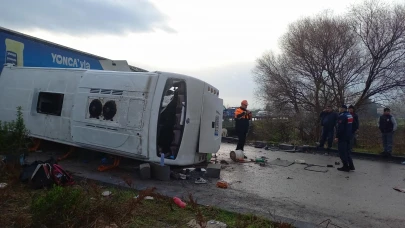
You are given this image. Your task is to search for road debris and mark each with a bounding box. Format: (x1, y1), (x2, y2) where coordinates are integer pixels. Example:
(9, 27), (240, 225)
(295, 159), (306, 164)
(195, 177), (207, 184)
(187, 219), (227, 228)
(173, 197), (187, 208)
(220, 160), (229, 165)
(102, 191), (112, 197)
(0, 183), (8, 189)
(393, 187), (405, 193)
(216, 181), (229, 189)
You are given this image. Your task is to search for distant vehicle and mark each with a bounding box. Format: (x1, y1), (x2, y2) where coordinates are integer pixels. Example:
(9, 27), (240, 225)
(256, 110), (270, 117)
(0, 65), (223, 166)
(223, 107), (238, 118)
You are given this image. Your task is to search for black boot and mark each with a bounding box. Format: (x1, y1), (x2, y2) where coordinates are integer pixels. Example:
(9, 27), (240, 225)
(337, 165), (350, 172)
(349, 162), (355, 171)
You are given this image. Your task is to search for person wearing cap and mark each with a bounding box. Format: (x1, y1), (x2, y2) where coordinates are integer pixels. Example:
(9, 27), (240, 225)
(234, 100), (252, 157)
(348, 105), (359, 153)
(335, 105), (355, 172)
(318, 106), (338, 150)
(378, 108), (397, 157)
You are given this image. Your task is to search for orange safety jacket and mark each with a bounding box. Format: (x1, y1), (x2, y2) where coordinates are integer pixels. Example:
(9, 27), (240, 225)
(234, 107), (252, 133)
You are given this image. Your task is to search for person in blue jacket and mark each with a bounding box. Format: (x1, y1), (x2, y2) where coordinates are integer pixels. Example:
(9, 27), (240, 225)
(334, 105), (355, 172)
(318, 106), (338, 150)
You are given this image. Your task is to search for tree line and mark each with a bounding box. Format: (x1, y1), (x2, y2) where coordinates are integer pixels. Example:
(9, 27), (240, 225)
(253, 0), (405, 140)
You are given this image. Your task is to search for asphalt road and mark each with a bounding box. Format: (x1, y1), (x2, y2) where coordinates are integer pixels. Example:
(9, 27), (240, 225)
(25, 143), (405, 228)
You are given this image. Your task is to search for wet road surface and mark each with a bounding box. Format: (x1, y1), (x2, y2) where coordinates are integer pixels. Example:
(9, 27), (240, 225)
(26, 143), (405, 228)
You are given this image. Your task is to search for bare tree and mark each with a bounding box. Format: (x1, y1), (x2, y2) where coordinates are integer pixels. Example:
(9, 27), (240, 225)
(253, 52), (301, 114)
(281, 12), (364, 112)
(349, 0), (405, 108)
(253, 1), (405, 143)
(254, 12), (362, 140)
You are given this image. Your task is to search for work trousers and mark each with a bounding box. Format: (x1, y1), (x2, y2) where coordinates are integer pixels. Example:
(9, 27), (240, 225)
(382, 132), (394, 154)
(338, 140), (353, 166)
(319, 127), (334, 149)
(236, 131), (247, 151)
(349, 134), (356, 153)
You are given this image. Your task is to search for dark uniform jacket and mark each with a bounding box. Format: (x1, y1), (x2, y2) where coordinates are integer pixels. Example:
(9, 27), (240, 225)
(320, 111), (338, 129)
(336, 111), (353, 142)
(350, 112), (359, 133)
(379, 114), (395, 133)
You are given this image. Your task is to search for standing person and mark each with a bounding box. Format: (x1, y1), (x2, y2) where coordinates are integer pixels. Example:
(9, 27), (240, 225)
(335, 105), (354, 172)
(318, 106), (338, 150)
(234, 100), (252, 158)
(348, 105), (359, 154)
(378, 108), (397, 157)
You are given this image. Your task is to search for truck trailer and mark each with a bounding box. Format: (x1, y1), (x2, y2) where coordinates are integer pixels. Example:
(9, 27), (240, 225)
(0, 26), (147, 73)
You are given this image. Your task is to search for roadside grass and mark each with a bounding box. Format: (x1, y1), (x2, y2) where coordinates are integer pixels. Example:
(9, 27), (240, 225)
(353, 147), (381, 154)
(0, 164), (293, 228)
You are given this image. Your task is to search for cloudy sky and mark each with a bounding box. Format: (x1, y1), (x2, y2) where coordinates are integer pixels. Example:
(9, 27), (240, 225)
(0, 0), (399, 108)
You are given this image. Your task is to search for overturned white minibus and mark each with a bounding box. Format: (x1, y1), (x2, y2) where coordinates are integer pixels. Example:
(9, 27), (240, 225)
(0, 65), (223, 166)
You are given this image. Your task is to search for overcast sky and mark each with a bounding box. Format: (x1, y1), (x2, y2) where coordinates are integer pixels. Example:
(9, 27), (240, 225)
(0, 0), (400, 109)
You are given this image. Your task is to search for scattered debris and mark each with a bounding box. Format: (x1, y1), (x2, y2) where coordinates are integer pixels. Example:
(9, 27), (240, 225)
(294, 159), (306, 164)
(327, 165), (334, 168)
(194, 168), (206, 172)
(172, 171), (188, 180)
(216, 181), (229, 189)
(335, 161), (341, 165)
(195, 177), (207, 184)
(255, 158), (265, 163)
(230, 150), (244, 162)
(173, 197), (187, 208)
(171, 171), (181, 180)
(268, 159), (294, 167)
(304, 165), (328, 173)
(220, 160), (229, 165)
(102, 191), (112, 197)
(145, 196), (154, 200)
(287, 177), (293, 179)
(0, 183), (8, 189)
(393, 187), (405, 193)
(187, 219), (227, 228)
(254, 142), (267, 148)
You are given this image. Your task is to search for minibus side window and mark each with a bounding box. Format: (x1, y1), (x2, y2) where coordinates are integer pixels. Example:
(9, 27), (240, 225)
(36, 92), (64, 116)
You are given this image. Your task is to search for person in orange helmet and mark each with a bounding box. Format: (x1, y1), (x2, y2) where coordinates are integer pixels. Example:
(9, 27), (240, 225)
(234, 100), (252, 158)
